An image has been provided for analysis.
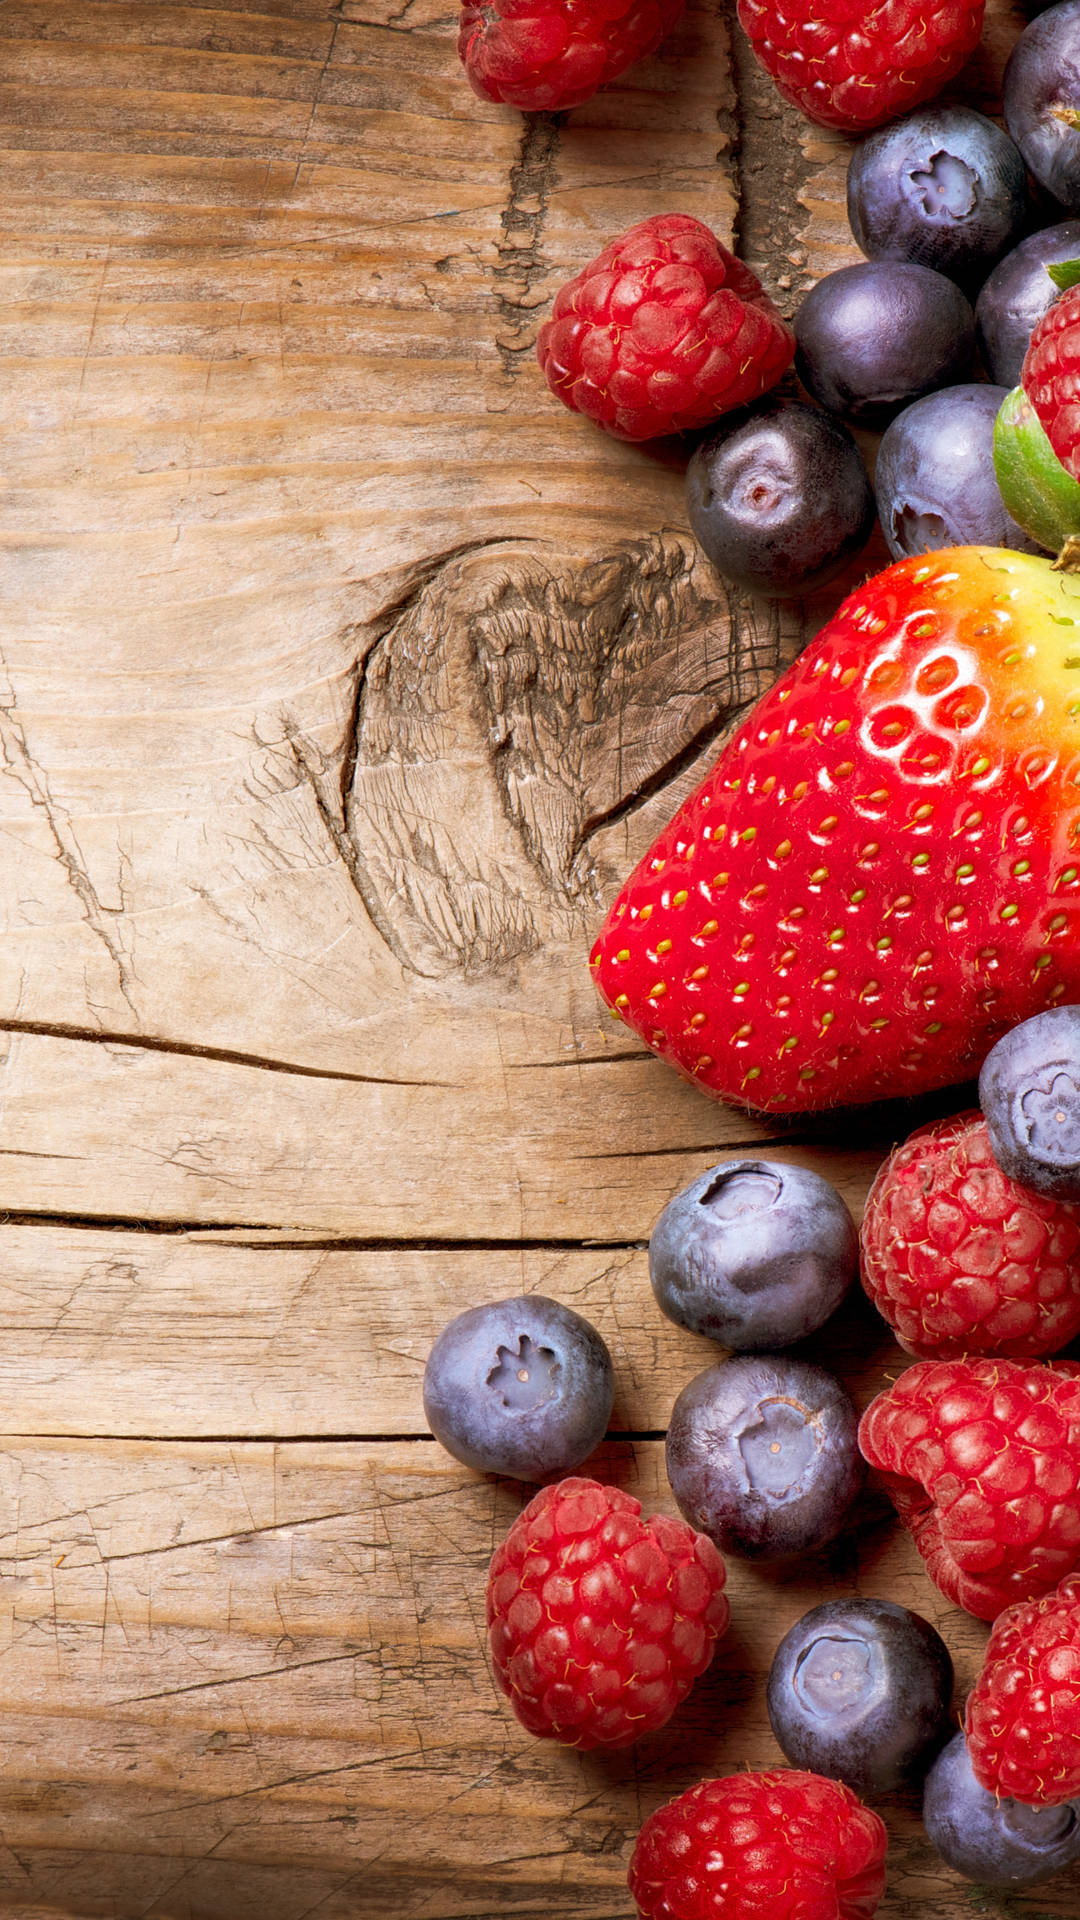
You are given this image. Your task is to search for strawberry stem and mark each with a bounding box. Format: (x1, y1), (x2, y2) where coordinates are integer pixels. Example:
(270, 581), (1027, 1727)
(1054, 534), (1080, 572)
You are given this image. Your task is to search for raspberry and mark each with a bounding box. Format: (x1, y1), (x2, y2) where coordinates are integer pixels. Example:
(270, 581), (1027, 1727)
(967, 1578), (1080, 1805)
(1021, 283), (1080, 482)
(736, 0), (985, 132)
(628, 1770), (888, 1920)
(860, 1112), (1080, 1360)
(859, 1357), (1080, 1620)
(458, 0), (685, 110)
(485, 1476), (729, 1748)
(536, 215), (794, 442)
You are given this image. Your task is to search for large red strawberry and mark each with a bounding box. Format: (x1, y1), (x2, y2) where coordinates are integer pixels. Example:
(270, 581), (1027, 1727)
(590, 547), (1080, 1113)
(736, 0), (984, 133)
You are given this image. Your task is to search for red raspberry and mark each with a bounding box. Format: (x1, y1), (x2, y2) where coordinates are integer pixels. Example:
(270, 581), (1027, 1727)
(860, 1112), (1080, 1360)
(967, 1578), (1080, 1805)
(459, 0), (685, 110)
(628, 1769), (888, 1920)
(859, 1357), (1080, 1620)
(536, 215), (794, 442)
(736, 0), (984, 132)
(485, 1476), (729, 1748)
(1021, 284), (1080, 482)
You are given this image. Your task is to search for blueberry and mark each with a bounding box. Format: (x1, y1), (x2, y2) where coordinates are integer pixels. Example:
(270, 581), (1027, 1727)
(665, 1356), (863, 1559)
(924, 1730), (1080, 1886)
(685, 401), (874, 599)
(847, 107), (1029, 291)
(979, 1005), (1080, 1198)
(423, 1295), (614, 1480)
(648, 1158), (857, 1350)
(766, 1598), (953, 1795)
(793, 262), (976, 427)
(976, 221), (1080, 385)
(875, 385), (1044, 559)
(1005, 3), (1080, 212)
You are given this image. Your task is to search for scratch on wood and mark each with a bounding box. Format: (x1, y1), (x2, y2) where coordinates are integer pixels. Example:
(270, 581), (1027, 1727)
(0, 659), (138, 1017)
(116, 1648), (366, 1706)
(287, 17), (339, 195)
(283, 702), (424, 977)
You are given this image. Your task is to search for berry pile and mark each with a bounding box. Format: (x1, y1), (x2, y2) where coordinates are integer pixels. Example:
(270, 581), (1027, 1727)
(430, 0), (1080, 1906)
(422, 1003), (1080, 1905)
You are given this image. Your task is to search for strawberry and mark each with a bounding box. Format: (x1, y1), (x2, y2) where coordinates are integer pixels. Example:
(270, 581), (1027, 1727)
(589, 546), (1080, 1113)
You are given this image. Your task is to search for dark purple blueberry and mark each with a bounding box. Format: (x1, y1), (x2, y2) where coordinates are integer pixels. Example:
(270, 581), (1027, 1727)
(978, 1006), (1080, 1198)
(1005, 2), (1080, 211)
(976, 221), (1080, 385)
(648, 1158), (857, 1350)
(665, 1356), (863, 1560)
(924, 1731), (1080, 1886)
(766, 1598), (953, 1795)
(847, 107), (1029, 291)
(423, 1294), (614, 1480)
(685, 401), (874, 599)
(793, 262), (975, 427)
(875, 385), (1044, 558)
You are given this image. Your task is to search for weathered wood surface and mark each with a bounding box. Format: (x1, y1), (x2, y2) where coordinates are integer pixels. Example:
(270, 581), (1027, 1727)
(0, 2), (1073, 1918)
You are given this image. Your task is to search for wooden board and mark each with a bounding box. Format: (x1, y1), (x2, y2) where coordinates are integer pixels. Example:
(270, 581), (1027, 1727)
(0, 2), (1074, 1917)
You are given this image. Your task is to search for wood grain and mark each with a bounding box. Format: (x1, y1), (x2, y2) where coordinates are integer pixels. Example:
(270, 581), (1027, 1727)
(0, 1224), (913, 1440)
(0, 1), (1063, 1917)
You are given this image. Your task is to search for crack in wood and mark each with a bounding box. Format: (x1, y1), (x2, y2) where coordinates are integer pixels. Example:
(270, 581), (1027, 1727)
(511, 1050), (652, 1069)
(0, 1210), (652, 1249)
(0, 1018), (447, 1089)
(572, 1135), (822, 1158)
(493, 112), (562, 374)
(721, 0), (815, 315)
(0, 1429), (683, 1448)
(567, 665), (742, 862)
(285, 535), (529, 979)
